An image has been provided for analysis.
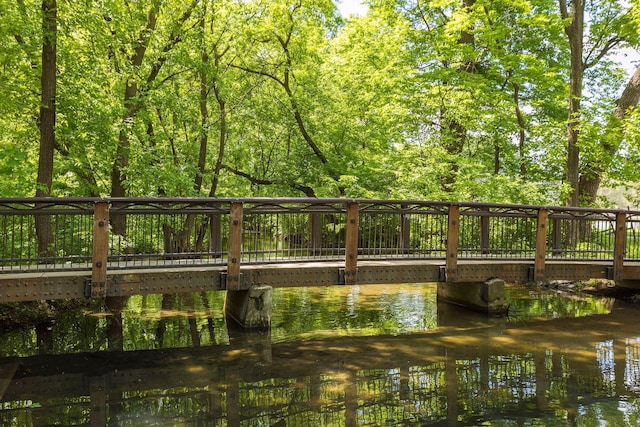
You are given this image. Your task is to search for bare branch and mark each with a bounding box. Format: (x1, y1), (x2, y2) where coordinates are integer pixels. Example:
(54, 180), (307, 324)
(583, 37), (624, 70)
(229, 63), (286, 87)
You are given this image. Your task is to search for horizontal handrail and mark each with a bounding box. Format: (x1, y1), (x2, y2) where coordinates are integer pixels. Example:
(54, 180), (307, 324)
(1, 196), (639, 214)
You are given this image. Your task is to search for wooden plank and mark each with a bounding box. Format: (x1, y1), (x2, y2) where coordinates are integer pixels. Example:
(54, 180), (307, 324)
(344, 202), (359, 285)
(446, 205), (459, 282)
(534, 209), (548, 281)
(91, 201), (109, 297)
(227, 202), (243, 290)
(614, 212), (627, 281)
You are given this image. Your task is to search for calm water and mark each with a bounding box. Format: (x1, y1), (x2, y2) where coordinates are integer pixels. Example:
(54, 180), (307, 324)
(0, 283), (639, 426)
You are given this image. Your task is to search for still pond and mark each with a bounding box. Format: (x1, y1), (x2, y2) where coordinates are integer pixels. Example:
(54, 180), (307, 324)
(0, 283), (639, 426)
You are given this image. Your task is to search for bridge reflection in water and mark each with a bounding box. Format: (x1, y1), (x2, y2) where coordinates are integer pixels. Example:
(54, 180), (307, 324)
(0, 286), (639, 426)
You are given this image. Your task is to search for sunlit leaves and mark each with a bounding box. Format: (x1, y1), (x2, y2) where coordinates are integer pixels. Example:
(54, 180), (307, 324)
(0, 0), (638, 204)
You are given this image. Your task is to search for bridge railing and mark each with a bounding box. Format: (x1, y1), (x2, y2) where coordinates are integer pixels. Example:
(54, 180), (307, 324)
(0, 199), (95, 271)
(1, 198), (640, 282)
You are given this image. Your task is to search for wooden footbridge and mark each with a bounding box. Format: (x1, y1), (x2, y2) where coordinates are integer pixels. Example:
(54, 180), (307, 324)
(1, 197), (640, 309)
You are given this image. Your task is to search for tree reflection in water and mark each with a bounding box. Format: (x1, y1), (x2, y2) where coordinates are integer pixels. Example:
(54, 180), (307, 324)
(0, 283), (639, 426)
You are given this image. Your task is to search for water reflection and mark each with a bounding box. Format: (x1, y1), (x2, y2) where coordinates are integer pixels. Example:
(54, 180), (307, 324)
(0, 284), (638, 426)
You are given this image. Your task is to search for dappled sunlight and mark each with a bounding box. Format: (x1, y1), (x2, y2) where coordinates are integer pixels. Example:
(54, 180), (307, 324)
(186, 365), (206, 373)
(1, 283), (639, 425)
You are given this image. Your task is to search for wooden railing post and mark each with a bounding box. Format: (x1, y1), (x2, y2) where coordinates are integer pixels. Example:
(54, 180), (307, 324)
(400, 206), (410, 255)
(311, 213), (322, 256)
(534, 209), (548, 282)
(552, 217), (562, 256)
(210, 213), (222, 257)
(91, 201), (109, 297)
(90, 377), (107, 427)
(446, 205), (459, 282)
(227, 202), (243, 290)
(613, 212), (627, 281)
(344, 202), (359, 285)
(480, 207), (490, 255)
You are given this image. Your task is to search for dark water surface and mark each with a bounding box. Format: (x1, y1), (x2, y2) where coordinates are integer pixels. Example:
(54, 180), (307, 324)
(1, 283), (639, 426)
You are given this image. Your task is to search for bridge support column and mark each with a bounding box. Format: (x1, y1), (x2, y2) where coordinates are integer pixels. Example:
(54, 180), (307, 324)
(437, 278), (508, 315)
(615, 280), (640, 289)
(224, 285), (272, 329)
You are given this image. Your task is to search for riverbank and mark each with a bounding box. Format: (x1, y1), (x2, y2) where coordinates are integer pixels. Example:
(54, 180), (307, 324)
(541, 279), (640, 305)
(0, 299), (98, 332)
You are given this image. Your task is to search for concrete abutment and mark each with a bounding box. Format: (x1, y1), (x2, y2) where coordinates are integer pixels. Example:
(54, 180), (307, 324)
(615, 280), (640, 290)
(437, 278), (509, 315)
(224, 285), (273, 329)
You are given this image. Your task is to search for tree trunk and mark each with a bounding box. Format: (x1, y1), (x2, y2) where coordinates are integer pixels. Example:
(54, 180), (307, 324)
(195, 11), (209, 195)
(512, 82), (527, 178)
(109, 6), (158, 235)
(35, 0), (57, 258)
(578, 65), (640, 206)
(439, 0), (475, 192)
(210, 56), (227, 198)
(560, 0), (584, 207)
(441, 119), (466, 190)
(234, 9), (340, 195)
(615, 65), (640, 119)
(493, 139), (500, 175)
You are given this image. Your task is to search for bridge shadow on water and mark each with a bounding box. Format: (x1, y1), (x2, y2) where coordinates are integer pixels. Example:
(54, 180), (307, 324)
(0, 284), (639, 426)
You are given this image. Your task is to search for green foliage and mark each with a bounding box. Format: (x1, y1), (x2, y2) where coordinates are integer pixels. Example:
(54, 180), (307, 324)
(0, 0), (638, 204)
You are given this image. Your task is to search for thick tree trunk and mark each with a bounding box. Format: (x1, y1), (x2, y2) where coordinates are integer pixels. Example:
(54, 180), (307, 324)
(615, 66), (640, 119)
(109, 7), (158, 235)
(560, 0), (584, 207)
(441, 119), (466, 190)
(37, 0), (56, 198)
(35, 0), (57, 257)
(439, 0), (475, 192)
(109, 1), (196, 212)
(578, 65), (640, 206)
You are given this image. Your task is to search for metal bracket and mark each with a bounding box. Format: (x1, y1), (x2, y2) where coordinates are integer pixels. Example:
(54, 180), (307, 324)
(338, 268), (358, 285)
(84, 277), (109, 298)
(527, 266), (536, 282)
(606, 266), (615, 280)
(438, 266), (447, 282)
(220, 272), (245, 290)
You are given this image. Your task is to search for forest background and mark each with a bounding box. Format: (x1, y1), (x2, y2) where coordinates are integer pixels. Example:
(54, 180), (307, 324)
(1, 0), (640, 207)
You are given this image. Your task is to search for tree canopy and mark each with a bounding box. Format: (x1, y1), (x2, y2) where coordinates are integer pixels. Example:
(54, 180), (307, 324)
(1, 0), (639, 206)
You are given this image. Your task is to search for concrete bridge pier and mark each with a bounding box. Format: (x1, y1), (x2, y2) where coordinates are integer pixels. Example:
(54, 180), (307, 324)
(437, 278), (509, 316)
(224, 285), (273, 329)
(615, 280), (640, 289)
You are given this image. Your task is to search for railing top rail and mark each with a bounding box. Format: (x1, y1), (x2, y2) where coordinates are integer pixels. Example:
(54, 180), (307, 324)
(1, 197), (639, 216)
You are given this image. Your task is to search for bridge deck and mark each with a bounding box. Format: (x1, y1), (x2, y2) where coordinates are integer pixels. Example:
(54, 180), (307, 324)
(2, 258), (638, 303)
